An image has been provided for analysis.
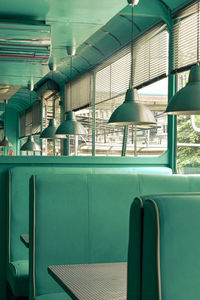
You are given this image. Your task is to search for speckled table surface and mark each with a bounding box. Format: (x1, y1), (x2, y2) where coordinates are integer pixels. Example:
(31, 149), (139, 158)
(48, 262), (127, 300)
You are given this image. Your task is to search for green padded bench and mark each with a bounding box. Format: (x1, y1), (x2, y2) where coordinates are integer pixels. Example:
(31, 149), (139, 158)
(138, 193), (200, 300)
(29, 174), (200, 300)
(7, 166), (172, 297)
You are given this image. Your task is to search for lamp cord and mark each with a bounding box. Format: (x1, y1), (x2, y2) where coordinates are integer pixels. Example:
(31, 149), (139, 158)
(4, 99), (6, 137)
(129, 3), (134, 88)
(70, 56), (72, 111)
(197, 0), (200, 64)
(52, 70), (55, 119)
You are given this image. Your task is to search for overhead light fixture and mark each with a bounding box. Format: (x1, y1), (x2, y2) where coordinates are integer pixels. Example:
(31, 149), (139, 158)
(56, 46), (87, 136)
(20, 135), (41, 152)
(127, 0), (140, 5)
(40, 118), (58, 139)
(20, 83), (41, 152)
(166, 1), (200, 114)
(40, 62), (64, 139)
(0, 99), (13, 147)
(108, 0), (156, 126)
(109, 88), (156, 126)
(0, 136), (12, 147)
(56, 110), (87, 135)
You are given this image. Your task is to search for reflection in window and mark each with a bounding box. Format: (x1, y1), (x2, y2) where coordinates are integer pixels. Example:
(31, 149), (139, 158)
(177, 71), (200, 174)
(95, 95), (124, 156)
(42, 93), (61, 156)
(70, 107), (92, 156)
(94, 78), (168, 156)
(133, 78), (168, 156)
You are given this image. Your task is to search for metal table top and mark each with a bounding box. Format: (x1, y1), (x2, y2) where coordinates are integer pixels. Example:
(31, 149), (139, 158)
(48, 262), (127, 300)
(20, 234), (29, 248)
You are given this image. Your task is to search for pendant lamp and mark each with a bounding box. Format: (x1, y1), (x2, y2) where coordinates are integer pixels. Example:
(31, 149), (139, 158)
(108, 0), (156, 126)
(40, 118), (58, 139)
(21, 136), (41, 152)
(0, 100), (13, 147)
(40, 63), (64, 139)
(166, 1), (200, 115)
(56, 46), (87, 136)
(20, 85), (41, 152)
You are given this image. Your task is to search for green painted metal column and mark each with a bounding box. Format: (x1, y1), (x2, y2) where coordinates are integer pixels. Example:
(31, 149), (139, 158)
(92, 72), (96, 156)
(40, 97), (43, 156)
(168, 19), (177, 173)
(121, 126), (128, 156)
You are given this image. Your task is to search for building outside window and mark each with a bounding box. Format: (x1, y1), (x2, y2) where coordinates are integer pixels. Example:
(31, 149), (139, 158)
(177, 71), (200, 174)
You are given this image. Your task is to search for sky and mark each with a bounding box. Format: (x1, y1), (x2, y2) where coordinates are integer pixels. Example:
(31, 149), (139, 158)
(138, 78), (168, 96)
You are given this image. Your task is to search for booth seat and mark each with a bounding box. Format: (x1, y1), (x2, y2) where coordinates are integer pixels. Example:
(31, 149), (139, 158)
(29, 173), (200, 300)
(133, 193), (200, 300)
(7, 166), (172, 297)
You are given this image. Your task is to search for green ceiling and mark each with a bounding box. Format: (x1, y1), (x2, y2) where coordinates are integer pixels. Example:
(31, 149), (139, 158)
(0, 0), (195, 111)
(0, 0), (127, 88)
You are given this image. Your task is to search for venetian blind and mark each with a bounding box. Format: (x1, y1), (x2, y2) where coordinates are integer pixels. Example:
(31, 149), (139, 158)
(65, 72), (93, 112)
(172, 1), (200, 72)
(25, 107), (32, 136)
(32, 101), (41, 134)
(19, 112), (25, 138)
(95, 24), (168, 103)
(19, 101), (41, 137)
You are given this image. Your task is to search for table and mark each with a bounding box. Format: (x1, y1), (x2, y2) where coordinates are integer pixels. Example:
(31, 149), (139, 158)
(48, 262), (127, 300)
(20, 234), (29, 248)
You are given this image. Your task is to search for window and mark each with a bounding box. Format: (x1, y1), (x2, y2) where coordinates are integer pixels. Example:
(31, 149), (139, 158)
(42, 93), (62, 156)
(65, 72), (93, 156)
(130, 78), (168, 156)
(62, 24), (168, 157)
(172, 1), (200, 72)
(173, 2), (200, 174)
(19, 101), (41, 138)
(95, 96), (124, 156)
(94, 25), (168, 156)
(74, 107), (92, 156)
(177, 71), (200, 174)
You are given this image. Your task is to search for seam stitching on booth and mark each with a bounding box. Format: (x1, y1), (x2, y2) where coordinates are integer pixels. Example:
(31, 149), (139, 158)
(135, 196), (143, 208)
(139, 197), (144, 300)
(8, 170), (11, 264)
(86, 175), (90, 263)
(32, 175), (36, 300)
(146, 199), (162, 300)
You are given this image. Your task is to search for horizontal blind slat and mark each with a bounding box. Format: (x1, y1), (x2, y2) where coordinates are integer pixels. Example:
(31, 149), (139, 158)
(172, 1), (200, 72)
(65, 72), (93, 111)
(95, 24), (168, 99)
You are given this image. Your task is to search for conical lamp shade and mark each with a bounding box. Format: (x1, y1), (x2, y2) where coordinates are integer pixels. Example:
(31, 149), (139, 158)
(108, 88), (156, 126)
(166, 65), (200, 115)
(20, 136), (41, 152)
(56, 111), (87, 136)
(40, 119), (65, 139)
(0, 136), (12, 147)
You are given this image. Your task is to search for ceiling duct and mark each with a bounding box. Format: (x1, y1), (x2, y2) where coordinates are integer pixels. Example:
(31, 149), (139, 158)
(36, 79), (59, 98)
(0, 23), (51, 61)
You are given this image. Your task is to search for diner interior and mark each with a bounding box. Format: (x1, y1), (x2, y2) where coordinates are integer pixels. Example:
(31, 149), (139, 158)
(0, 0), (200, 299)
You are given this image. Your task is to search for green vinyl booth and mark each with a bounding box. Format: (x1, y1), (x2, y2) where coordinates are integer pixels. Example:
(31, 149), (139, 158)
(137, 193), (200, 300)
(29, 173), (200, 300)
(6, 166), (172, 297)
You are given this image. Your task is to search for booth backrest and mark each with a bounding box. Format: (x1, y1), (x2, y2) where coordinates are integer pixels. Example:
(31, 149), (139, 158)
(29, 173), (141, 297)
(29, 173), (200, 298)
(8, 166), (172, 263)
(140, 193), (200, 300)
